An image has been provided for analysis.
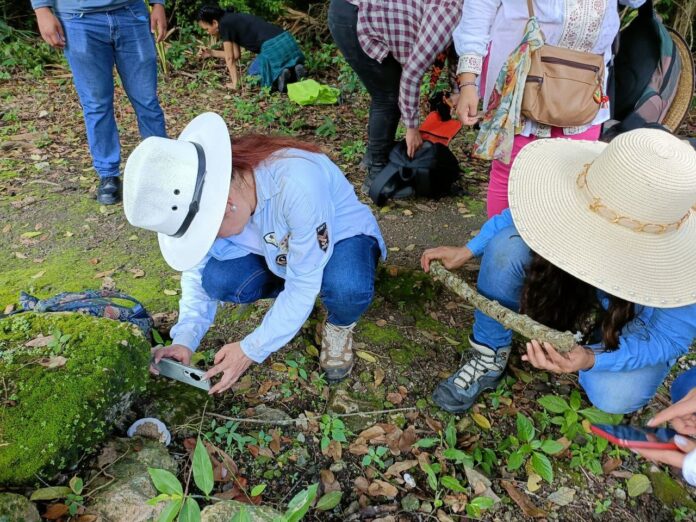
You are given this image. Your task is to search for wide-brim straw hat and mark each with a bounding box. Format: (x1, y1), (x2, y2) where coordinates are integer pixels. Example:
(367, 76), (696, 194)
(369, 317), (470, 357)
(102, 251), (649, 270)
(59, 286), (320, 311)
(663, 28), (694, 132)
(508, 129), (696, 308)
(123, 112), (232, 271)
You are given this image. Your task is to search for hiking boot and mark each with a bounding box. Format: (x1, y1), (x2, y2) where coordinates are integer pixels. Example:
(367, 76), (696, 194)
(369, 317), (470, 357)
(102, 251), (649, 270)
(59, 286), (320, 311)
(319, 321), (356, 382)
(432, 336), (510, 413)
(97, 176), (121, 205)
(293, 63), (307, 81)
(275, 68), (292, 93)
(361, 163), (385, 195)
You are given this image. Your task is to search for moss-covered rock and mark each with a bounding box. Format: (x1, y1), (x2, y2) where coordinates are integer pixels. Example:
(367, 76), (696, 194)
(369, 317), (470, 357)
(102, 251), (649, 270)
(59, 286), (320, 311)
(0, 313), (150, 485)
(200, 500), (282, 522)
(0, 493), (40, 522)
(90, 438), (177, 522)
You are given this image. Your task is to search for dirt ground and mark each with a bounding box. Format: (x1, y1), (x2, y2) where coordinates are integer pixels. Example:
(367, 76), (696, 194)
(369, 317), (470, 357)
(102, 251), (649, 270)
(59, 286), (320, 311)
(1, 57), (696, 522)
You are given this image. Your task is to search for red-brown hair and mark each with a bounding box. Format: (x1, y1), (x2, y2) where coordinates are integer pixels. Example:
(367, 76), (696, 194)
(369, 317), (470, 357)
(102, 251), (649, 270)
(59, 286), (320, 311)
(231, 134), (323, 174)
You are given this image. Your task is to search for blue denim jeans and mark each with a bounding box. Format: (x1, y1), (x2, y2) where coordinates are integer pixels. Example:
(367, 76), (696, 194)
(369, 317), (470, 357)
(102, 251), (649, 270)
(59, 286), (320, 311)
(474, 225), (672, 414)
(201, 235), (380, 326)
(58, 2), (166, 179)
(671, 367), (696, 403)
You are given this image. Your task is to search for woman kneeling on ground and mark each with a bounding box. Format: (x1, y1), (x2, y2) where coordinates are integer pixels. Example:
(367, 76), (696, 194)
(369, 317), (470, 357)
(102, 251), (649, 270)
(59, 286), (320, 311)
(197, 4), (305, 92)
(123, 113), (386, 394)
(421, 129), (696, 414)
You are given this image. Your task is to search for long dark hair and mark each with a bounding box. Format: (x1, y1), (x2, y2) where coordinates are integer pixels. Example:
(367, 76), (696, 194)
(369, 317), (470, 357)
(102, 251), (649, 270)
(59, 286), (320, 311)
(520, 252), (635, 350)
(197, 4), (235, 24)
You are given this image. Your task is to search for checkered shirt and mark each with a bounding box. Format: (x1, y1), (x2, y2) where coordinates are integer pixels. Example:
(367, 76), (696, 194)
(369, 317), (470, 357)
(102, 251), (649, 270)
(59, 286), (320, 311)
(353, 0), (463, 128)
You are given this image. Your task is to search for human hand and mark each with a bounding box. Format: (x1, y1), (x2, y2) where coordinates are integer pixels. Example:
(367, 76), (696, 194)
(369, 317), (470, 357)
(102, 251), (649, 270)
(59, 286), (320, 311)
(456, 85), (480, 126)
(648, 388), (696, 436)
(522, 340), (595, 373)
(420, 246), (474, 272)
(150, 344), (193, 375)
(202, 341), (253, 395)
(198, 47), (212, 58)
(35, 7), (65, 49)
(405, 127), (423, 159)
(150, 3), (167, 43)
(635, 435), (696, 469)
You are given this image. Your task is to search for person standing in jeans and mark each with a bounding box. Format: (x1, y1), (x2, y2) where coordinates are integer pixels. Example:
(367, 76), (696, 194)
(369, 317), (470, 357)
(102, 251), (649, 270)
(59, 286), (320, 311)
(328, 0), (463, 194)
(31, 0), (168, 205)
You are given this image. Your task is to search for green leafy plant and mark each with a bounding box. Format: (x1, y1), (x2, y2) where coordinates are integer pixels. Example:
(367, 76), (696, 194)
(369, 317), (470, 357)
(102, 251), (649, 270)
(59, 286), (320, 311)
(538, 390), (622, 440)
(205, 419), (256, 455)
(232, 483), (320, 522)
(467, 496), (495, 518)
(30, 476), (85, 516)
(340, 140), (366, 164)
(361, 446), (389, 470)
(569, 434), (609, 475)
(319, 414), (348, 451)
(315, 117), (337, 138)
(503, 413), (564, 483)
(594, 498), (612, 514)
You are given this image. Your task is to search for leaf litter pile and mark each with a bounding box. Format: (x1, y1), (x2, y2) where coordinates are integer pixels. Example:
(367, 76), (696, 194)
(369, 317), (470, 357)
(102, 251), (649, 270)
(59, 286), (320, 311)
(1, 41), (696, 522)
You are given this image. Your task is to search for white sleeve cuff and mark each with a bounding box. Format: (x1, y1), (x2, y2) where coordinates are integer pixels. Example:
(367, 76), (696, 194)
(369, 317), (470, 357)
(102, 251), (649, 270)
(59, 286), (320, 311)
(457, 54), (483, 76)
(171, 332), (200, 353)
(682, 449), (696, 486)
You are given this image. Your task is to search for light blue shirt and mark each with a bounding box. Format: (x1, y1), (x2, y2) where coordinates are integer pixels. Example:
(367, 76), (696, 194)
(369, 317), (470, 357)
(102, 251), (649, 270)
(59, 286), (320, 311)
(467, 209), (696, 373)
(31, 0), (163, 14)
(170, 149), (387, 363)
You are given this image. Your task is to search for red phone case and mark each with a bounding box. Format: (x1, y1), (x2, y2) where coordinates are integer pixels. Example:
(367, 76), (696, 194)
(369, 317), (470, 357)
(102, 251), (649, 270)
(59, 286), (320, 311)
(590, 425), (679, 450)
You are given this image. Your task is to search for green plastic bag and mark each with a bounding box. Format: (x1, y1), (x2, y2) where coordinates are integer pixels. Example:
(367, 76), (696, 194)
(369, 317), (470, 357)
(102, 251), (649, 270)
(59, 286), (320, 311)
(287, 79), (340, 106)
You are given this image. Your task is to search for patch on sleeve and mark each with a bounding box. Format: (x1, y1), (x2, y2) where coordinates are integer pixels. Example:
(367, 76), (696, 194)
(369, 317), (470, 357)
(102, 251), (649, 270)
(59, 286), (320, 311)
(316, 223), (329, 252)
(275, 254), (287, 266)
(263, 232), (278, 247)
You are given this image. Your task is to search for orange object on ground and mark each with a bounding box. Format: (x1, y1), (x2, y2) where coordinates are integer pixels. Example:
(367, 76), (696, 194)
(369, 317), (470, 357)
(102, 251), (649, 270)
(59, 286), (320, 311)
(419, 111), (462, 146)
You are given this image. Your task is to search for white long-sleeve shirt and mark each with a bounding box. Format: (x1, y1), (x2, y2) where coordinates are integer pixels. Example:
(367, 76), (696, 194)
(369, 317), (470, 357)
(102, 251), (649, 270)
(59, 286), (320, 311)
(452, 0), (646, 135)
(169, 149), (386, 363)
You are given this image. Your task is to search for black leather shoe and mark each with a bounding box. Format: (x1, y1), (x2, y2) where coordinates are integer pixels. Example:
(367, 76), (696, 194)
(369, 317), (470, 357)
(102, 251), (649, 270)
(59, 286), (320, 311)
(97, 176), (121, 205)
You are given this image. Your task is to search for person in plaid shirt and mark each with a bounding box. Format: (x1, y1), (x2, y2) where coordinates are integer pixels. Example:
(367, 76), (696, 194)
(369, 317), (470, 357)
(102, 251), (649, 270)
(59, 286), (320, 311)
(329, 0), (463, 194)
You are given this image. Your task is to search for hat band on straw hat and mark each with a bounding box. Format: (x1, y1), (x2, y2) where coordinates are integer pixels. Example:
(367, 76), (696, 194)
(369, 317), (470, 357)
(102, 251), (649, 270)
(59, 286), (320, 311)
(172, 141), (207, 238)
(576, 162), (693, 235)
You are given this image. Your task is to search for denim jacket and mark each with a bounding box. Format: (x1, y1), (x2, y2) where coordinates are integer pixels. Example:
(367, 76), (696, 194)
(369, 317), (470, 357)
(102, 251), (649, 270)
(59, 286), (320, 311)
(467, 209), (696, 373)
(170, 149), (386, 363)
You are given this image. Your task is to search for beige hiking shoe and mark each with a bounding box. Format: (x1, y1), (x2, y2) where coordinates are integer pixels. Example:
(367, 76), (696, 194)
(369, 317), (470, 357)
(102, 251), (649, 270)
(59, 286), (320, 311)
(320, 321), (356, 382)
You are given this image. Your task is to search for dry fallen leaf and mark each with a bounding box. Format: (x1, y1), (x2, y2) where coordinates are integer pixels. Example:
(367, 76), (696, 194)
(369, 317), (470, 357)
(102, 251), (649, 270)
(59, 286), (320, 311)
(375, 319), (387, 327)
(374, 367), (385, 387)
(320, 469), (341, 494)
(271, 362), (288, 372)
(38, 356), (67, 369)
(602, 457), (622, 474)
(322, 440), (342, 462)
(129, 268), (145, 278)
(355, 350), (377, 363)
(354, 476), (370, 493)
(367, 480), (398, 498)
(386, 392), (403, 405)
(43, 503), (69, 520)
(25, 334), (54, 348)
(163, 289), (178, 296)
(501, 480), (547, 518)
(385, 459), (418, 478)
(436, 509), (455, 522)
(348, 441), (369, 456)
(472, 413), (491, 430)
(527, 473), (542, 492)
(359, 425), (386, 442)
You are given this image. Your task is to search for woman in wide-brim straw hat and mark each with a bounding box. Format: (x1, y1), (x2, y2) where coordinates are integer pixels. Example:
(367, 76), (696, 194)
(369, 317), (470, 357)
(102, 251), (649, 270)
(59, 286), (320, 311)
(421, 128), (696, 414)
(123, 113), (386, 394)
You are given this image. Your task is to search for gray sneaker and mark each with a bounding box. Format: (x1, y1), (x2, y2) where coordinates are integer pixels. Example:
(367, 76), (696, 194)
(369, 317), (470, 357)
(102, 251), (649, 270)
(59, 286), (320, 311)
(432, 337), (510, 413)
(320, 321), (356, 382)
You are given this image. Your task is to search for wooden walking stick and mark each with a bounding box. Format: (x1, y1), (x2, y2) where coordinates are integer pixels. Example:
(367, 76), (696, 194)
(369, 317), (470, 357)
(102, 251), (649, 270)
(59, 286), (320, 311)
(428, 261), (579, 352)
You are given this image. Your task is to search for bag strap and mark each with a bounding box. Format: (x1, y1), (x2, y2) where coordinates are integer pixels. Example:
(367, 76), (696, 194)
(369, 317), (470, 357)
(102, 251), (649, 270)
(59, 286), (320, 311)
(368, 164), (402, 207)
(526, 0), (535, 18)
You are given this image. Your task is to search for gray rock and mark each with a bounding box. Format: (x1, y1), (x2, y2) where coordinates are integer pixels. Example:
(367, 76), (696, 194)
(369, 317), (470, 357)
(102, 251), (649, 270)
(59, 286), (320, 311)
(0, 493), (40, 522)
(249, 404), (293, 423)
(89, 438), (177, 522)
(401, 493), (421, 512)
(200, 500), (283, 521)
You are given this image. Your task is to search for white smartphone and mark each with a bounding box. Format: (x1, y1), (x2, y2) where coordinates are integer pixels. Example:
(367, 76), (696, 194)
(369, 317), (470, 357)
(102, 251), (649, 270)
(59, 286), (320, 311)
(152, 357), (211, 391)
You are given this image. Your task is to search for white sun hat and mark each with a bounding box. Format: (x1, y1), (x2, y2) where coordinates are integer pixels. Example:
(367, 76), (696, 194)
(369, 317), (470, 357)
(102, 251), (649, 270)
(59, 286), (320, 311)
(123, 112), (231, 272)
(508, 128), (696, 308)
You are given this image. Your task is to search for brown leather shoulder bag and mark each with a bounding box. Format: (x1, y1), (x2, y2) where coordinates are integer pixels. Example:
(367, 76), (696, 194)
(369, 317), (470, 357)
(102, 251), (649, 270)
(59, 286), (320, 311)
(521, 0), (606, 127)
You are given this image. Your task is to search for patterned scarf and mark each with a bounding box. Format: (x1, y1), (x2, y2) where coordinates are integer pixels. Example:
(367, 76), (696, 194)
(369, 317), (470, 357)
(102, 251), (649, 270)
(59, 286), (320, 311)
(473, 17), (544, 164)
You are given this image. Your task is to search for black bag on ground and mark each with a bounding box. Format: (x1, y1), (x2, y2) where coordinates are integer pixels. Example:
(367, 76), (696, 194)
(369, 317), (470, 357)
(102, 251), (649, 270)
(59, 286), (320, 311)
(368, 140), (460, 207)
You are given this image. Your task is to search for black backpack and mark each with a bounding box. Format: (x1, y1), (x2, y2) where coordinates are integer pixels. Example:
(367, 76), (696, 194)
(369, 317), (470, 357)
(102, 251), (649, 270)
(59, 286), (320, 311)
(368, 140), (460, 207)
(602, 0), (686, 139)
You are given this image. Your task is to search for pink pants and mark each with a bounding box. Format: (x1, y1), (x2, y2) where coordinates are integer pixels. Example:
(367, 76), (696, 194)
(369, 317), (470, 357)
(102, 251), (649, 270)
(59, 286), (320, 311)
(486, 125), (602, 217)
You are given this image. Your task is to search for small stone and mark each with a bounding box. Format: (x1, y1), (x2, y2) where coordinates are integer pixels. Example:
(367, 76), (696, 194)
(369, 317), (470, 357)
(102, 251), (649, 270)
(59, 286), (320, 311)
(330, 461), (346, 473)
(614, 488), (626, 501)
(420, 502), (433, 514)
(403, 472), (416, 489)
(0, 493), (40, 522)
(401, 493), (420, 512)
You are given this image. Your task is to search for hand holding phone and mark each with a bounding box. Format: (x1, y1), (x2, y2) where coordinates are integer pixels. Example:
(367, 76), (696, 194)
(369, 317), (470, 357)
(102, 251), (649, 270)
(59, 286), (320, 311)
(591, 423), (679, 450)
